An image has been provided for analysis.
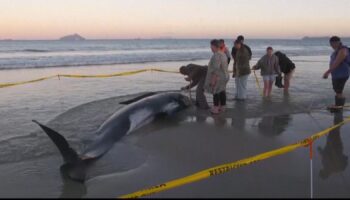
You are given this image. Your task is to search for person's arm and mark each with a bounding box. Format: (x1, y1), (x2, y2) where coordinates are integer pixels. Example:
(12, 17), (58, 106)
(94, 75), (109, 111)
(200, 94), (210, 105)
(231, 47), (236, 60)
(252, 58), (262, 70)
(323, 48), (348, 78)
(209, 54), (221, 88)
(186, 76), (200, 89)
(181, 67), (200, 90)
(181, 76), (192, 90)
(245, 45), (252, 60)
(232, 62), (237, 78)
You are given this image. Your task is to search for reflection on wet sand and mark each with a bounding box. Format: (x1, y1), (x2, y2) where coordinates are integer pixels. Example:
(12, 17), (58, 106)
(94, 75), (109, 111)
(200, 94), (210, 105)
(318, 112), (348, 180)
(257, 94), (292, 137)
(257, 115), (291, 137)
(231, 101), (247, 131)
(59, 169), (87, 198)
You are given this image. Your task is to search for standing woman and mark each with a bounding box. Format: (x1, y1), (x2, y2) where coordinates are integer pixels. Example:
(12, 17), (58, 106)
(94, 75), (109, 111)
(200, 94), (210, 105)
(252, 47), (281, 98)
(205, 39), (229, 114)
(232, 40), (251, 100)
(323, 36), (350, 111)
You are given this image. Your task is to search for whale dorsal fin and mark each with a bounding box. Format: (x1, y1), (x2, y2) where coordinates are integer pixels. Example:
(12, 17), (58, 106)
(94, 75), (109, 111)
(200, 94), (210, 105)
(33, 120), (81, 164)
(119, 92), (157, 105)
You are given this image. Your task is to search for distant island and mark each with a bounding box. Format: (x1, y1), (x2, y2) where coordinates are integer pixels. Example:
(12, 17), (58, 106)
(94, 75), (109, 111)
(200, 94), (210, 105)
(302, 36), (350, 41)
(59, 34), (86, 41)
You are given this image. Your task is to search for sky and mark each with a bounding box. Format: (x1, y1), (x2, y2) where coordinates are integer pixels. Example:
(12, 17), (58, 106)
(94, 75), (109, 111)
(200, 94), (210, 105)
(0, 0), (349, 40)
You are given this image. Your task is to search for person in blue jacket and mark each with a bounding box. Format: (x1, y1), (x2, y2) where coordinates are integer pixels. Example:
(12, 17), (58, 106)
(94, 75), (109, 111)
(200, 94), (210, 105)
(323, 36), (350, 112)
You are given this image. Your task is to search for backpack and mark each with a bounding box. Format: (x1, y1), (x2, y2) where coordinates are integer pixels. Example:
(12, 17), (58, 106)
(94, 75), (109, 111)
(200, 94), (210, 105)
(348, 47), (350, 64)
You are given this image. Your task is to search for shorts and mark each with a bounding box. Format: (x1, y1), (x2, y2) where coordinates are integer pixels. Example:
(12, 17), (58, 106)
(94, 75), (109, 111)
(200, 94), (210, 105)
(263, 75), (277, 81)
(332, 77), (349, 94)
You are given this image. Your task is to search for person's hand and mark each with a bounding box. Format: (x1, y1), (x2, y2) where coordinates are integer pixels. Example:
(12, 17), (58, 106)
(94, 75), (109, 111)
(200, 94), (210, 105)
(210, 76), (217, 89)
(323, 71), (330, 79)
(185, 77), (191, 81)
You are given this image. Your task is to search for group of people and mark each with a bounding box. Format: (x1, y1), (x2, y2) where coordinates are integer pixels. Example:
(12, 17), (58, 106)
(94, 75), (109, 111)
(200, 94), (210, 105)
(180, 35), (296, 114)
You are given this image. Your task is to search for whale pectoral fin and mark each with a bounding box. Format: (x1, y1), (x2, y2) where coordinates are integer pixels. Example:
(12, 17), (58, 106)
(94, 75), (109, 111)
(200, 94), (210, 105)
(32, 120), (81, 164)
(119, 92), (157, 105)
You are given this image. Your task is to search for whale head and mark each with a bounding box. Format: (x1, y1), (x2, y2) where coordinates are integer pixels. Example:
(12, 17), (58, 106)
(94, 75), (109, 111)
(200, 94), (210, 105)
(170, 93), (192, 108)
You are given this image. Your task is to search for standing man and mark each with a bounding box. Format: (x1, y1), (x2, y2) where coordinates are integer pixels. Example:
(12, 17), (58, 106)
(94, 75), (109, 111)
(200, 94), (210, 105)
(232, 40), (251, 100)
(232, 35), (252, 79)
(180, 64), (209, 109)
(232, 35), (252, 66)
(323, 36), (350, 112)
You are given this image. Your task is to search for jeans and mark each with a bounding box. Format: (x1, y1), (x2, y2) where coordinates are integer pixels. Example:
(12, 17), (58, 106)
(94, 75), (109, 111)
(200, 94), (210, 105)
(235, 74), (249, 99)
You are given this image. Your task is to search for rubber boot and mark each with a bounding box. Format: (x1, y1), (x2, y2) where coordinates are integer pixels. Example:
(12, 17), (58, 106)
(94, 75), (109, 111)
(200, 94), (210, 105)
(275, 75), (284, 88)
(329, 96), (345, 113)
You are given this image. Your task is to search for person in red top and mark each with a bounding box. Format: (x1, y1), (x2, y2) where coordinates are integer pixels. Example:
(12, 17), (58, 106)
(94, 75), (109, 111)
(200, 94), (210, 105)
(219, 39), (231, 65)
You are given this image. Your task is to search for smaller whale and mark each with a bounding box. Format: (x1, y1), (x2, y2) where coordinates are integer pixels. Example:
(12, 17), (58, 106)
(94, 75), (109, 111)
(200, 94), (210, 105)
(33, 92), (191, 182)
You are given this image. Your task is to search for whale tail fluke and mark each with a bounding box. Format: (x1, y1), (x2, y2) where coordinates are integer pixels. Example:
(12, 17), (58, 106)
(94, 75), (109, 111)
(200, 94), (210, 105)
(33, 120), (88, 182)
(32, 120), (81, 165)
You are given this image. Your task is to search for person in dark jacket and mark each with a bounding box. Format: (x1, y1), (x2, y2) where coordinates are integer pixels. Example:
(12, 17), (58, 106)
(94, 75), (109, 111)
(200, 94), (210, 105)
(274, 51), (296, 92)
(232, 40), (251, 100)
(231, 35), (252, 67)
(323, 36), (350, 112)
(180, 64), (209, 109)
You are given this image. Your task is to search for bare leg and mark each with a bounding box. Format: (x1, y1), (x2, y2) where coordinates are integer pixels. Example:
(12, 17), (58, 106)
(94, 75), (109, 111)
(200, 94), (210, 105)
(268, 80), (274, 97)
(284, 71), (293, 92)
(263, 80), (269, 97)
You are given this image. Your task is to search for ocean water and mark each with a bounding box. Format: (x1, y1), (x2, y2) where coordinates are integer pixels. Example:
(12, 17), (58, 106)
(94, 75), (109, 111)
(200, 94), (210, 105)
(1, 38), (349, 70)
(1, 39), (350, 198)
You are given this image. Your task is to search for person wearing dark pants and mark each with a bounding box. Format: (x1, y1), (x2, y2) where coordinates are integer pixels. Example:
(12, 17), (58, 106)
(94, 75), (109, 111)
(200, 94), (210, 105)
(323, 36), (350, 112)
(180, 64), (209, 109)
(213, 91), (226, 109)
(205, 39), (229, 114)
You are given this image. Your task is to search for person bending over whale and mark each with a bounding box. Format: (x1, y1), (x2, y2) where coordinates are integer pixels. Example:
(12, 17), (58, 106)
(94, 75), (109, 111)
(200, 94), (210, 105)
(274, 51), (296, 92)
(180, 64), (210, 109)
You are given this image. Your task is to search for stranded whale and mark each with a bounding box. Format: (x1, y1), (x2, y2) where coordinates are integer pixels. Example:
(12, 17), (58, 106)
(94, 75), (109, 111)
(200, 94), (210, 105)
(33, 92), (191, 182)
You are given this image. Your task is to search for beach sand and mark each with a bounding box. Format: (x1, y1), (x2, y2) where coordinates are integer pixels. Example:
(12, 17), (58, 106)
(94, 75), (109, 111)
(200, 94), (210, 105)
(0, 57), (350, 198)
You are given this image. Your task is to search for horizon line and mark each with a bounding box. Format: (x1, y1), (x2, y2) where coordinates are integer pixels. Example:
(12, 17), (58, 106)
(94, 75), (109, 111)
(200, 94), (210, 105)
(2, 36), (349, 41)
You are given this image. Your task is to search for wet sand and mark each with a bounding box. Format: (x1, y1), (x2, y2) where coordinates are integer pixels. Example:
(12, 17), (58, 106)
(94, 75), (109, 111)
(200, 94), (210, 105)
(1, 57), (350, 198)
(0, 91), (350, 198)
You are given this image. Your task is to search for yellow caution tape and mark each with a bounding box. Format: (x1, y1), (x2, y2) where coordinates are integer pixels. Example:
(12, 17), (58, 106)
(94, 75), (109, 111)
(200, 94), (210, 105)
(0, 68), (180, 89)
(0, 75), (58, 89)
(0, 67), (235, 89)
(59, 69), (151, 78)
(253, 70), (263, 96)
(119, 116), (350, 198)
